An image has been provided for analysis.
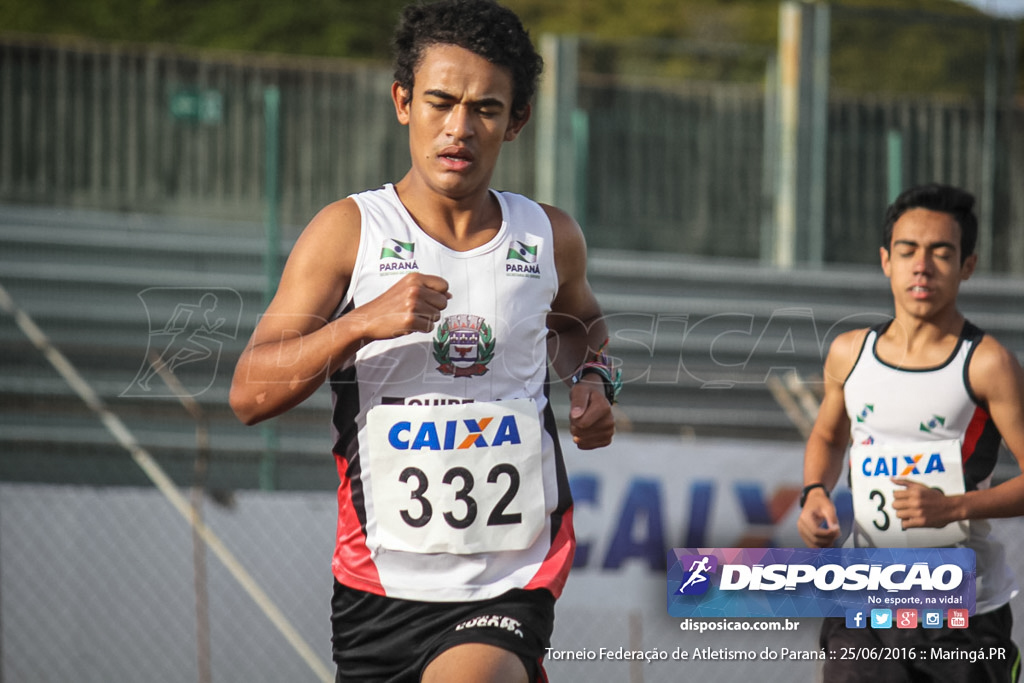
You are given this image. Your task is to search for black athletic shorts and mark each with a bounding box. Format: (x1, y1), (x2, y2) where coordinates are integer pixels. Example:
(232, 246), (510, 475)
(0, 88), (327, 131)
(820, 602), (1021, 683)
(330, 580), (555, 683)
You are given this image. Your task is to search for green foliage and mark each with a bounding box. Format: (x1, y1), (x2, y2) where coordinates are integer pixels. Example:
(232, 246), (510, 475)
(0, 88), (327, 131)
(0, 0), (408, 60)
(828, 12), (995, 95)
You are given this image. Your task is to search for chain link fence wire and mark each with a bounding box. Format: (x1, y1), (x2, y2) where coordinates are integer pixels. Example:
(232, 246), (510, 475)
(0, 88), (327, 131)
(0, 483), (337, 683)
(6, 482), (1023, 683)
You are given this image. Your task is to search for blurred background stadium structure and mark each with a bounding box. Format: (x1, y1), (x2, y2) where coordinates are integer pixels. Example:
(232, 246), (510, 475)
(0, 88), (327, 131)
(1, 1), (1024, 681)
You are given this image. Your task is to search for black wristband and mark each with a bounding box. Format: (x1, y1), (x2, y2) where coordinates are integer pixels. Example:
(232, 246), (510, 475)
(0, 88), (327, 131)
(571, 364), (621, 405)
(799, 483), (828, 508)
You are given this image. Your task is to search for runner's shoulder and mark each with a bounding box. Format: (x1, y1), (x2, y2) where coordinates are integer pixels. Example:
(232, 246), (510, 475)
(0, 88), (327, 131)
(287, 197), (362, 277)
(968, 333), (1024, 402)
(824, 328), (871, 381)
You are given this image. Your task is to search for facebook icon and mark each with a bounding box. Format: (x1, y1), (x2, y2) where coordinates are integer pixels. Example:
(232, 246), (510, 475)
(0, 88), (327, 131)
(845, 609), (866, 629)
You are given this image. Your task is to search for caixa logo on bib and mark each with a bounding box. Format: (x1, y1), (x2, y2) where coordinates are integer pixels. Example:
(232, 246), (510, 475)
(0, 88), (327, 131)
(860, 452), (946, 477)
(387, 415), (522, 451)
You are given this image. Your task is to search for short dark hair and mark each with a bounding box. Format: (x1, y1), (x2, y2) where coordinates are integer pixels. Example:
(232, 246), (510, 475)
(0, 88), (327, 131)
(882, 183), (978, 263)
(392, 0), (543, 122)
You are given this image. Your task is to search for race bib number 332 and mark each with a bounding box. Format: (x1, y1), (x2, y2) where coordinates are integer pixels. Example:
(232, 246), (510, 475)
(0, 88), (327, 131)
(366, 398), (546, 555)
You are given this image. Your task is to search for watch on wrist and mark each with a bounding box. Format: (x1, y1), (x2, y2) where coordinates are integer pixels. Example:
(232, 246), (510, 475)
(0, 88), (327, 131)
(570, 340), (622, 405)
(799, 483), (828, 508)
(572, 365), (620, 405)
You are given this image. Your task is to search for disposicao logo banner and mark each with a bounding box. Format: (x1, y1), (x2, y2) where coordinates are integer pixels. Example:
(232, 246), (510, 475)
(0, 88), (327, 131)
(667, 547), (975, 618)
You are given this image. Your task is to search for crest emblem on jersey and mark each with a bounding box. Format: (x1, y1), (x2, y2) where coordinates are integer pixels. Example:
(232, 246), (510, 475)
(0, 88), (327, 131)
(433, 314), (495, 377)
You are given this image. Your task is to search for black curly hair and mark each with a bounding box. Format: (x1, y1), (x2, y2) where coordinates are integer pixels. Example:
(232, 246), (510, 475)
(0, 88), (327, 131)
(392, 0), (543, 122)
(882, 183), (978, 264)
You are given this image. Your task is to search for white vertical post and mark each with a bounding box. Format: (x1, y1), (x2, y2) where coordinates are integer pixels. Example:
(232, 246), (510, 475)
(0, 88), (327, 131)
(774, 3), (802, 269)
(807, 3), (830, 266)
(535, 34), (579, 214)
(773, 1), (829, 268)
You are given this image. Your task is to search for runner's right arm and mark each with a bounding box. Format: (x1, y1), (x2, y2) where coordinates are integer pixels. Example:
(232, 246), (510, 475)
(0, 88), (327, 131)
(796, 329), (864, 548)
(229, 199), (449, 425)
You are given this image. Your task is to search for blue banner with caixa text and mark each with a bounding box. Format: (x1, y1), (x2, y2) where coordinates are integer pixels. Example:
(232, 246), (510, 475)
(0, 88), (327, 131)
(668, 547), (975, 618)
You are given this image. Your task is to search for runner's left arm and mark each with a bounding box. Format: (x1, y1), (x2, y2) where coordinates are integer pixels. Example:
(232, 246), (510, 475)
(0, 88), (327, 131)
(543, 204), (615, 451)
(893, 336), (1024, 528)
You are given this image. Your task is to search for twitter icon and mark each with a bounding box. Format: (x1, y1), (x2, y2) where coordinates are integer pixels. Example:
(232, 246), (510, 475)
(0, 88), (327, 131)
(870, 609), (893, 629)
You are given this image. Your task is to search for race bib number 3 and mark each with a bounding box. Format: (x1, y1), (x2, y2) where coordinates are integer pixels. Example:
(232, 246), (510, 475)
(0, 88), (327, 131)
(849, 439), (969, 548)
(366, 398), (546, 555)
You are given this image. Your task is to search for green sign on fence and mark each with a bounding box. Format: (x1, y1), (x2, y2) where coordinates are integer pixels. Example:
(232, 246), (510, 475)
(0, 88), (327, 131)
(169, 89), (223, 123)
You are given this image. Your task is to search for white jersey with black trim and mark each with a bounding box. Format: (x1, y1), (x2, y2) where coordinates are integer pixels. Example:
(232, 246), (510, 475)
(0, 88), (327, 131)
(327, 184), (575, 602)
(844, 320), (1018, 613)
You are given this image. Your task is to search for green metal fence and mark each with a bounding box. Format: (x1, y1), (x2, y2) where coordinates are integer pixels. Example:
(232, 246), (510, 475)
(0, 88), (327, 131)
(1, 18), (1021, 270)
(580, 79), (769, 258)
(0, 34), (545, 238)
(0, 36), (444, 233)
(825, 92), (1011, 264)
